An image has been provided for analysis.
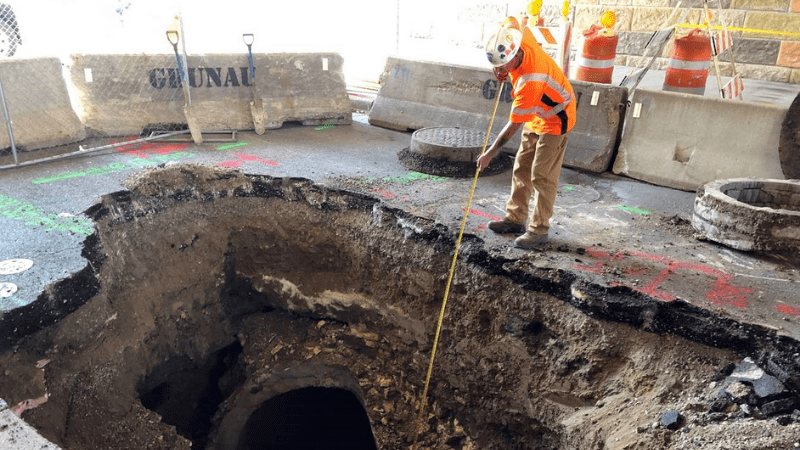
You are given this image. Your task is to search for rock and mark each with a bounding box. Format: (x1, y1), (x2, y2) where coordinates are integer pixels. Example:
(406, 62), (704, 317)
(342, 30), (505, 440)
(659, 410), (682, 430)
(727, 358), (786, 398)
(724, 381), (751, 404)
(761, 398), (800, 417)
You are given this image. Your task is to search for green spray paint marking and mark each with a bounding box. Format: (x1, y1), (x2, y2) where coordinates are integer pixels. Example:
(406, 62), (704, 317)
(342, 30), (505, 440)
(618, 205), (651, 215)
(31, 152), (197, 185)
(217, 142), (249, 150)
(382, 172), (449, 184)
(0, 194), (94, 236)
(315, 124), (337, 130)
(563, 185), (576, 191)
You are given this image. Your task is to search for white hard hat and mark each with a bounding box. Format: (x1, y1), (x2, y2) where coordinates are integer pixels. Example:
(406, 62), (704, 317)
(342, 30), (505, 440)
(485, 26), (523, 67)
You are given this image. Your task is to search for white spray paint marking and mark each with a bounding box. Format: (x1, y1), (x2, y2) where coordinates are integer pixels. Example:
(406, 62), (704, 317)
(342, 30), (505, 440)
(0, 282), (18, 298)
(0, 259), (34, 275)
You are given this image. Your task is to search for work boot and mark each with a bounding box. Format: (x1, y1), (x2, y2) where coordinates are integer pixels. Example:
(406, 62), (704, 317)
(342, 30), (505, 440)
(514, 231), (548, 249)
(488, 218), (525, 234)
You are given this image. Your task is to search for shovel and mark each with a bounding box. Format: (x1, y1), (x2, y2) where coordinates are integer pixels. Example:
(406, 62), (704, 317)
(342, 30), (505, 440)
(243, 33), (266, 135)
(167, 30), (203, 144)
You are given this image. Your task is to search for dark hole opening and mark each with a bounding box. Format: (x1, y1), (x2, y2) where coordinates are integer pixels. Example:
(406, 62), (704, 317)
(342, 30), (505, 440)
(237, 386), (378, 450)
(138, 341), (246, 448)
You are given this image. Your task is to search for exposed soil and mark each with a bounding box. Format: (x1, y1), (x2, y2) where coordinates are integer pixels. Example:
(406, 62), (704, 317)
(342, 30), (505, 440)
(0, 164), (799, 449)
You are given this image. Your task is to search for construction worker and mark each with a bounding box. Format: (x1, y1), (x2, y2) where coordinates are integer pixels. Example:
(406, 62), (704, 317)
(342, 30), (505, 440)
(477, 21), (577, 249)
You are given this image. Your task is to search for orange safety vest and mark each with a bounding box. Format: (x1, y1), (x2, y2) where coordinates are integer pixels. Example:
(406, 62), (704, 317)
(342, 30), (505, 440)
(508, 28), (576, 136)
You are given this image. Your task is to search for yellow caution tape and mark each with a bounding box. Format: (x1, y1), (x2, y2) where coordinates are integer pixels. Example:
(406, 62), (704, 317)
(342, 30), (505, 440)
(676, 22), (800, 38)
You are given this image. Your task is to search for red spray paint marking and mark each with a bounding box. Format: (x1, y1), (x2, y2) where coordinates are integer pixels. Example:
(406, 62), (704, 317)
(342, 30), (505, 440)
(112, 137), (189, 158)
(218, 153), (279, 168)
(777, 304), (800, 316)
(460, 208), (504, 234)
(461, 208), (504, 221)
(370, 189), (410, 201)
(575, 247), (753, 309)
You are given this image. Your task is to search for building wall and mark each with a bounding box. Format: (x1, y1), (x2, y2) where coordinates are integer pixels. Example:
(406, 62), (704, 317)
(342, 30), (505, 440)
(398, 0), (800, 85)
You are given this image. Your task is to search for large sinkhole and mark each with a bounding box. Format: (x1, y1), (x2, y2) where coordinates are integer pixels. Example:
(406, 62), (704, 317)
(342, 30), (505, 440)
(1, 164), (800, 450)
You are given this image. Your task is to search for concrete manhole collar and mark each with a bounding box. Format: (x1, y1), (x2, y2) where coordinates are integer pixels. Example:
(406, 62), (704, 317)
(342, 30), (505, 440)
(693, 178), (800, 253)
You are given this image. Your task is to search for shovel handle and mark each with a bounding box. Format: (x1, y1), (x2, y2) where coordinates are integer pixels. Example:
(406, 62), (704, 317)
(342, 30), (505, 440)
(243, 34), (255, 81)
(166, 30), (180, 48)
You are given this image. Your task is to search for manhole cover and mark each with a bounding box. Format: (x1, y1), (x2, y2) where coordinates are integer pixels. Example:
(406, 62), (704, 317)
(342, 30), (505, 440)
(398, 127), (512, 177)
(0, 258), (33, 275)
(410, 127), (493, 162)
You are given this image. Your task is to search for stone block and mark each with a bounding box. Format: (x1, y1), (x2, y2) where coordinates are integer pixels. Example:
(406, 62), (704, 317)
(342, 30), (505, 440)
(731, 0), (789, 11)
(617, 31), (653, 55)
(625, 55), (670, 70)
(670, 0), (732, 7)
(631, 8), (703, 32)
(632, 0), (670, 6)
(792, 68), (800, 84)
(736, 63), (793, 82)
(778, 41), (800, 68)
(744, 12), (800, 42)
(717, 38), (780, 65)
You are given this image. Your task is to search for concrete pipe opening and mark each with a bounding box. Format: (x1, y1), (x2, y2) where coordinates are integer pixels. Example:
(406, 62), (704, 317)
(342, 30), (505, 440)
(1, 165), (799, 450)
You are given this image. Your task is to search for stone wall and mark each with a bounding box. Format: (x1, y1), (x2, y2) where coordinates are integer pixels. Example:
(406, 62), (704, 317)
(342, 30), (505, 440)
(571, 0), (800, 84)
(398, 0), (800, 85)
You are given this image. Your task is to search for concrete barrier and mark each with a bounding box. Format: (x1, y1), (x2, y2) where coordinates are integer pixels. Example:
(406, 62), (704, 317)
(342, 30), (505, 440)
(613, 89), (787, 191)
(0, 58), (85, 151)
(568, 81), (628, 173)
(69, 53), (352, 136)
(368, 58), (625, 173)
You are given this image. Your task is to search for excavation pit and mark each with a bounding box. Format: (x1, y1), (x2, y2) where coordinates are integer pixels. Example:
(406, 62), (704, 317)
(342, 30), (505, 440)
(1, 165), (800, 449)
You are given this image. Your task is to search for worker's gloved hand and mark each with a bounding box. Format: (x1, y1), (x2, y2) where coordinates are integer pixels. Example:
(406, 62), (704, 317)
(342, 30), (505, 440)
(493, 67), (508, 83)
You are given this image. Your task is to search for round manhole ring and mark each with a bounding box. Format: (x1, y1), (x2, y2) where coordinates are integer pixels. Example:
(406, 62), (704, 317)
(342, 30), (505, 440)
(410, 127), (496, 163)
(401, 127), (511, 178)
(692, 178), (800, 254)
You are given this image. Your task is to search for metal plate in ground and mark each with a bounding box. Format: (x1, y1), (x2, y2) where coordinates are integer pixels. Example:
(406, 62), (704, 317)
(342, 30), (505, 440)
(400, 127), (511, 178)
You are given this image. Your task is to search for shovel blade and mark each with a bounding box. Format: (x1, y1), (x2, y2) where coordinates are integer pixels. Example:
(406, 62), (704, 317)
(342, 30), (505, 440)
(183, 104), (204, 144)
(250, 100), (266, 135)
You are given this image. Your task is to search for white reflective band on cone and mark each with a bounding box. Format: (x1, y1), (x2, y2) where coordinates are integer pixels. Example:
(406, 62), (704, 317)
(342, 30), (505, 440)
(575, 56), (615, 69)
(663, 85), (705, 95)
(668, 59), (710, 71)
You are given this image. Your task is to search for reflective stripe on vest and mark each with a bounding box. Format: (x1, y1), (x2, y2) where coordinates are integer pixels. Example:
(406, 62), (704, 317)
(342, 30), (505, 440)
(512, 73), (573, 119)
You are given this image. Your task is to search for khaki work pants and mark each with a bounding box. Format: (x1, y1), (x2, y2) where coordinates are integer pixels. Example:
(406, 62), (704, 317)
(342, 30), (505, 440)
(505, 129), (569, 235)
